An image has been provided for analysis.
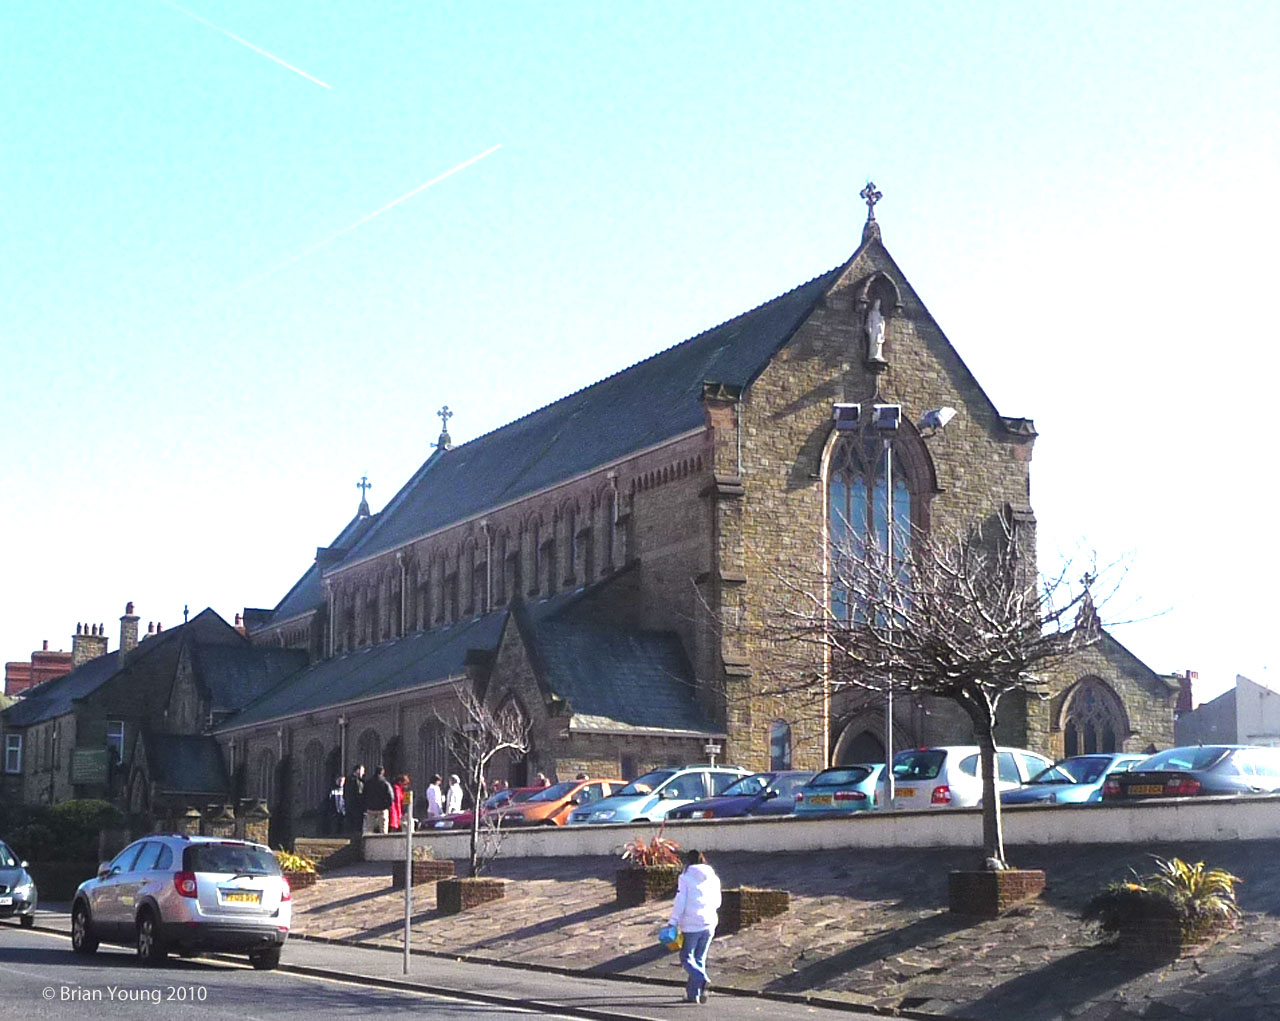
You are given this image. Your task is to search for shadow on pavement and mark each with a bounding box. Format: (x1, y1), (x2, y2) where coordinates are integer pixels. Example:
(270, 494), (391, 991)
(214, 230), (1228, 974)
(956, 945), (1161, 1020)
(587, 941), (670, 975)
(764, 912), (970, 993)
(469, 900), (620, 949)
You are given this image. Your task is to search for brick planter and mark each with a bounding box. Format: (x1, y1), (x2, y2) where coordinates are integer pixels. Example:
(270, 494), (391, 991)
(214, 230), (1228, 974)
(616, 866), (681, 907)
(1114, 917), (1235, 960)
(391, 859), (456, 889)
(285, 871), (317, 891)
(436, 877), (505, 915)
(948, 868), (1046, 917)
(719, 887), (790, 934)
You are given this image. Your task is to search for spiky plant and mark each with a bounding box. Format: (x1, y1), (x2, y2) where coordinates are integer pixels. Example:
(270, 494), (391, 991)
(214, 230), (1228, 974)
(1084, 856), (1241, 943)
(620, 823), (682, 868)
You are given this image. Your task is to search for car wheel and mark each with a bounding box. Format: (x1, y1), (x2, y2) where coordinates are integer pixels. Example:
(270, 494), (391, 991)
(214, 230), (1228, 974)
(249, 947), (281, 970)
(71, 903), (98, 954)
(633, 817), (649, 823)
(20, 914), (34, 929)
(136, 909), (167, 965)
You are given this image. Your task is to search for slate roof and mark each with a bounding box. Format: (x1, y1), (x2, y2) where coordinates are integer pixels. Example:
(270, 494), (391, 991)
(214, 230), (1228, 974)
(146, 733), (229, 796)
(190, 645), (309, 715)
(1, 650), (122, 727)
(522, 616), (718, 735)
(218, 611), (508, 731)
(339, 262), (848, 567)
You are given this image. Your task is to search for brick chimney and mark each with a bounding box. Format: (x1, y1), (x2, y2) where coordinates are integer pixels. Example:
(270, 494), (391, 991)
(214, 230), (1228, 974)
(1174, 669), (1197, 717)
(71, 622), (109, 668)
(119, 602), (140, 663)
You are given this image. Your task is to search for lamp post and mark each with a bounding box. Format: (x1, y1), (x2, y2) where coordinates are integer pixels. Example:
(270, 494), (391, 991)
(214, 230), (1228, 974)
(871, 404), (902, 810)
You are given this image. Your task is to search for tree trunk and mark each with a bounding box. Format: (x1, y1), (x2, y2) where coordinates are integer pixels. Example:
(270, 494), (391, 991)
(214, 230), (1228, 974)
(973, 714), (1005, 867)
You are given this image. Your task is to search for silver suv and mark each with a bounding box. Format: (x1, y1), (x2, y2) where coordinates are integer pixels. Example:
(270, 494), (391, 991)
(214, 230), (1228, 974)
(71, 835), (291, 969)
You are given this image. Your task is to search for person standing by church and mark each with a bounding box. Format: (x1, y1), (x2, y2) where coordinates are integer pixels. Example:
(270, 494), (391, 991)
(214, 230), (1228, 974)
(390, 773), (409, 830)
(365, 766), (395, 833)
(445, 773), (463, 816)
(327, 775), (346, 836)
(345, 764), (366, 834)
(424, 774), (444, 821)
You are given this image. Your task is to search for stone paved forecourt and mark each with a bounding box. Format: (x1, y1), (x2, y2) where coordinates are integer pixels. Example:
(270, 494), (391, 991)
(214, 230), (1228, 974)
(286, 840), (1280, 1020)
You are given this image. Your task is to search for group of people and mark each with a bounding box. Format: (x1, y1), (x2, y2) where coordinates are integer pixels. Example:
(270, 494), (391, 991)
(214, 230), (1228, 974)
(328, 768), (466, 832)
(327, 765), (417, 834)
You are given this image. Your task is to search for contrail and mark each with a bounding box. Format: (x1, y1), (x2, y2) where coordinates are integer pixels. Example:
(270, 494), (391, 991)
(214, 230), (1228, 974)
(160, 0), (332, 89)
(234, 145), (503, 291)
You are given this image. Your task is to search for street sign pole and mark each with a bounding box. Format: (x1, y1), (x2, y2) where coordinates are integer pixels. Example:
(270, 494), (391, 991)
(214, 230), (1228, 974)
(403, 790), (413, 974)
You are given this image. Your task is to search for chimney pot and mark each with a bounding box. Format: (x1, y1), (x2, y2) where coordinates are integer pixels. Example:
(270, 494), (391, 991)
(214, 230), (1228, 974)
(43, 640), (49, 651)
(126, 601), (134, 614)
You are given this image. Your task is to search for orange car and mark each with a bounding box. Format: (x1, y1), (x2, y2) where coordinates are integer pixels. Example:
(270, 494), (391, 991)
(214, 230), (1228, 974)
(496, 778), (627, 826)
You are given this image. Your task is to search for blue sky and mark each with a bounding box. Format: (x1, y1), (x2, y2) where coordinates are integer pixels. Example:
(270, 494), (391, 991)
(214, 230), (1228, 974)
(3, 2), (1277, 706)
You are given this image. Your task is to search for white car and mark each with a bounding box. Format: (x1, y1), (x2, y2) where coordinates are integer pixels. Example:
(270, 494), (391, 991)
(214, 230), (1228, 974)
(890, 745), (1054, 809)
(71, 835), (291, 969)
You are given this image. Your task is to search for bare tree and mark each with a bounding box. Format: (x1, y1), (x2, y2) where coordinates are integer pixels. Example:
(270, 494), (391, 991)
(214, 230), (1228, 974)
(754, 516), (1103, 867)
(439, 683), (531, 877)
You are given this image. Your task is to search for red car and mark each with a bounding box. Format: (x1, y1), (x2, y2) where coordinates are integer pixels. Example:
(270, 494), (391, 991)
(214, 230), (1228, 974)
(429, 786), (541, 829)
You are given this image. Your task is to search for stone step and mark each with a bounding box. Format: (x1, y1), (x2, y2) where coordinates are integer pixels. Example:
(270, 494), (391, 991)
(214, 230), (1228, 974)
(294, 837), (361, 872)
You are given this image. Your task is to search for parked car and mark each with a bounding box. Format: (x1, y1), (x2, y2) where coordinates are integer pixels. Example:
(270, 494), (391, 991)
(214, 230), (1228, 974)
(500, 778), (627, 826)
(667, 770), (815, 820)
(0, 840), (37, 928)
(999, 753), (1146, 805)
(566, 765), (751, 824)
(1102, 745), (1280, 801)
(431, 786), (541, 829)
(71, 835), (290, 969)
(890, 745), (1054, 809)
(794, 764), (885, 815)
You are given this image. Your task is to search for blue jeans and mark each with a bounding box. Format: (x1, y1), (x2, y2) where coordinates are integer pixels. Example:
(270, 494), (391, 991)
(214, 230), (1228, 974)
(679, 928), (714, 1000)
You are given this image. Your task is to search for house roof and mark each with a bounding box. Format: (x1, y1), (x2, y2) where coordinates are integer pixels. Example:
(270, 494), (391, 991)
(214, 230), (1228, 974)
(1, 609), (243, 729)
(1, 650), (122, 727)
(190, 644), (309, 714)
(145, 733), (229, 796)
(333, 262), (848, 570)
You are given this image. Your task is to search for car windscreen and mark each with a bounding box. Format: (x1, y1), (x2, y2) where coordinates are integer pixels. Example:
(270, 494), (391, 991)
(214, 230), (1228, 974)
(0, 843), (17, 868)
(1137, 747), (1231, 773)
(892, 749), (946, 781)
(810, 767), (873, 787)
(526, 781), (576, 802)
(1033, 756), (1110, 785)
(183, 844), (281, 876)
(617, 770), (676, 797)
(720, 773), (772, 798)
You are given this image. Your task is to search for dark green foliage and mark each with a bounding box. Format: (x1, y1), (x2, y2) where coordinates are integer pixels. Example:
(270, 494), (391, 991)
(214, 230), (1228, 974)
(0, 799), (125, 863)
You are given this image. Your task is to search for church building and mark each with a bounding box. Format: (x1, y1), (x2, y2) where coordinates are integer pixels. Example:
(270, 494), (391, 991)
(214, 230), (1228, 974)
(214, 194), (1177, 834)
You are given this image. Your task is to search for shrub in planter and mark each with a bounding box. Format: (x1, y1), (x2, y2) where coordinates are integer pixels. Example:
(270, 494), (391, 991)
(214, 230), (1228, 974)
(616, 825), (682, 907)
(1084, 856), (1241, 957)
(275, 849), (320, 890)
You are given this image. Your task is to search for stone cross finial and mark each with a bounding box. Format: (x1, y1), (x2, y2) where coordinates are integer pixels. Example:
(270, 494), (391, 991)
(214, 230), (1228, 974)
(356, 474), (372, 500)
(860, 181), (882, 221)
(434, 406), (454, 451)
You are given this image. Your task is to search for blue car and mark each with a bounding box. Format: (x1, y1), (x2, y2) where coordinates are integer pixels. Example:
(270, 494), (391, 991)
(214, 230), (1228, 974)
(666, 770), (815, 820)
(566, 765), (750, 824)
(794, 764), (885, 815)
(1000, 753), (1145, 805)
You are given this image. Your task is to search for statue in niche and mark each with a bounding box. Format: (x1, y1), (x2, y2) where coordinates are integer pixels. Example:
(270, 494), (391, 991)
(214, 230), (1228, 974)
(866, 298), (886, 362)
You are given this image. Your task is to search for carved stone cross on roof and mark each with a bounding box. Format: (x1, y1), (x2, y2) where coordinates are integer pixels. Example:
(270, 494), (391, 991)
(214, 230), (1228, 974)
(860, 181), (882, 221)
(356, 474), (372, 500)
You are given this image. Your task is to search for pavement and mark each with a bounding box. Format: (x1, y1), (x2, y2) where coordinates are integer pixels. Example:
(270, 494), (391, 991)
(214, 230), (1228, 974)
(29, 837), (1280, 1020)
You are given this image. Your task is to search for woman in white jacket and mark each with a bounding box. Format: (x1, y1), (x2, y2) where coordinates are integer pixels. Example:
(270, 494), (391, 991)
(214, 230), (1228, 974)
(667, 850), (721, 1004)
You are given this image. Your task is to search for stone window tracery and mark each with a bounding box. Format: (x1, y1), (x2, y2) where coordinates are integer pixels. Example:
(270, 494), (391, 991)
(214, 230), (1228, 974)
(1061, 679), (1127, 756)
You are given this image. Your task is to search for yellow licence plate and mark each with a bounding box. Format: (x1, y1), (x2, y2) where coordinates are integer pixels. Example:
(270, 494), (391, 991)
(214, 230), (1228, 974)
(223, 891), (261, 904)
(897, 787), (915, 797)
(808, 795), (832, 805)
(1129, 785), (1165, 795)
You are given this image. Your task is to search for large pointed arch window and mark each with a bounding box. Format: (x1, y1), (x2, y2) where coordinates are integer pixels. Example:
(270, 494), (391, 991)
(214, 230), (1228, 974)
(827, 434), (912, 619)
(1061, 679), (1128, 756)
